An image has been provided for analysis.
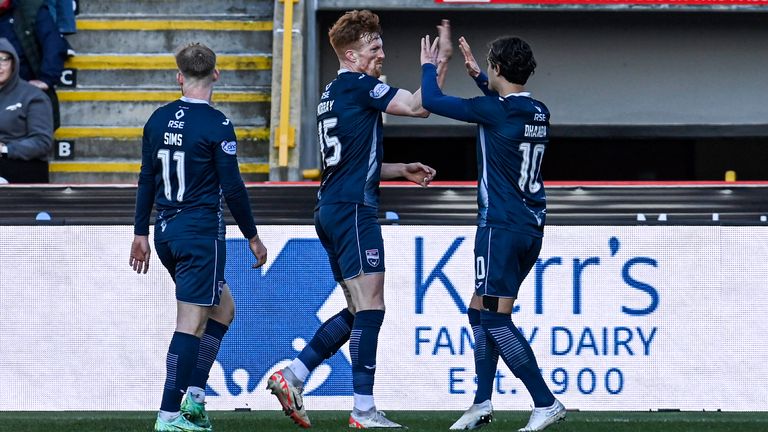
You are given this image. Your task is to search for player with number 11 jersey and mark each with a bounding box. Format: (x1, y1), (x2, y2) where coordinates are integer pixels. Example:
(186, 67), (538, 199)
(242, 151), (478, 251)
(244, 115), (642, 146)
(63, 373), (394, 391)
(136, 97), (255, 243)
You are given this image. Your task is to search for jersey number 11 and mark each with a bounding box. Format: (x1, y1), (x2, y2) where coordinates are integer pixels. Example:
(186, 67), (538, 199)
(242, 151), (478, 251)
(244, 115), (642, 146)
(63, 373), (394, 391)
(157, 149), (186, 202)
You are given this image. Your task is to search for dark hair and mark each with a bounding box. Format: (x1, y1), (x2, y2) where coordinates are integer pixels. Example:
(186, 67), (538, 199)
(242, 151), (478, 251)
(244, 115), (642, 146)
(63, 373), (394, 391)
(487, 36), (536, 85)
(328, 10), (382, 56)
(175, 43), (216, 79)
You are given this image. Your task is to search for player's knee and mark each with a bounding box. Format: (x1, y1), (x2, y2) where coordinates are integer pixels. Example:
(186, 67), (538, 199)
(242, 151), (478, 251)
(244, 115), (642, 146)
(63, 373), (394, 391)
(211, 303), (235, 326)
(223, 305), (235, 325)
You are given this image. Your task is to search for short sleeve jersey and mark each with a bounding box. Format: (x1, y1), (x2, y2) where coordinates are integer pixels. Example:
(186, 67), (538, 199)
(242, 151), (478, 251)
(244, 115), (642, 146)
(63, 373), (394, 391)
(316, 71), (398, 209)
(134, 97), (255, 241)
(468, 94), (550, 237)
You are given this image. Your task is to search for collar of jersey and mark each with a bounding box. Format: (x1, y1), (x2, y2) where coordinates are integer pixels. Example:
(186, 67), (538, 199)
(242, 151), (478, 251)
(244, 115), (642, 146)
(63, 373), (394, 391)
(503, 91), (531, 98)
(337, 68), (354, 75)
(180, 96), (210, 105)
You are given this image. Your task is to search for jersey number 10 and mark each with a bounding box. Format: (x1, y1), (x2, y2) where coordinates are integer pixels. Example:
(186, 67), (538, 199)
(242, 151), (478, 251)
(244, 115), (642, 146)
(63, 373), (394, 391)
(518, 142), (544, 194)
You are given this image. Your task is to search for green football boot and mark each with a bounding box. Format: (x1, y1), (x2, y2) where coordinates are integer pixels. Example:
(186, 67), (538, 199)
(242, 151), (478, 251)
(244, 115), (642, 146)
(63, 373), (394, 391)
(154, 413), (211, 432)
(181, 395), (213, 430)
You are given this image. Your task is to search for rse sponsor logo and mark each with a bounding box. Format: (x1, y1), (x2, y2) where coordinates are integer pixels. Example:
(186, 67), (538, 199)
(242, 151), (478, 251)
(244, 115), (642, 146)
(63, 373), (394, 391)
(208, 239), (352, 401)
(167, 120), (185, 129)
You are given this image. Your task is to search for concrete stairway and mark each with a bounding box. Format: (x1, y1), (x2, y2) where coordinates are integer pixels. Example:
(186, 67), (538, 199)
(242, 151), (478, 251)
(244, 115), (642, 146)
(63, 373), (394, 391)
(51, 0), (273, 183)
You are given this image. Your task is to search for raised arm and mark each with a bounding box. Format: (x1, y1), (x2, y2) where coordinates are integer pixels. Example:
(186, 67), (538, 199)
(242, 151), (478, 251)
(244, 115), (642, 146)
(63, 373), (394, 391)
(436, 19), (453, 89)
(385, 20), (453, 118)
(459, 36), (496, 96)
(420, 37), (479, 123)
(384, 88), (429, 118)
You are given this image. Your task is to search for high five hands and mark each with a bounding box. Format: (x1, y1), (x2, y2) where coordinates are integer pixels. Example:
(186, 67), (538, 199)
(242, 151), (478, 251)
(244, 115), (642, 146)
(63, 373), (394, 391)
(458, 36), (481, 78)
(420, 35), (440, 67)
(421, 19), (453, 67)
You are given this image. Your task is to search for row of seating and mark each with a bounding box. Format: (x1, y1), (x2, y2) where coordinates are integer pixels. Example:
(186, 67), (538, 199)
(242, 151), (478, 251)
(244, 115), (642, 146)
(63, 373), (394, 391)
(49, 0), (274, 183)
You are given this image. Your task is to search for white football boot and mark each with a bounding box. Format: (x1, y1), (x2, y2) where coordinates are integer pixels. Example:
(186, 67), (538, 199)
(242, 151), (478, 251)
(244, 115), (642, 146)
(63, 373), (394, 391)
(518, 399), (566, 431)
(449, 400), (493, 430)
(349, 408), (405, 429)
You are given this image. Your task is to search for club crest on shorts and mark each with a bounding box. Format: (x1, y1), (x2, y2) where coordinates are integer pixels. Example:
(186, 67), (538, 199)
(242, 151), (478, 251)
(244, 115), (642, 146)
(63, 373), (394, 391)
(366, 249), (380, 267)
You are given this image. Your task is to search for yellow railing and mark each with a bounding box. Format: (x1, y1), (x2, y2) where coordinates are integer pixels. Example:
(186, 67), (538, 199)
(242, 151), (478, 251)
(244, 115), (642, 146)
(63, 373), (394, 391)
(275, 0), (297, 167)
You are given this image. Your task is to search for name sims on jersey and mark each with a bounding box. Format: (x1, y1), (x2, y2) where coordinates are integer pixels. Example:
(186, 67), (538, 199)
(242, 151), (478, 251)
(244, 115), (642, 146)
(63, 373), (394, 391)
(164, 132), (183, 146)
(317, 100), (335, 115)
(524, 124), (548, 138)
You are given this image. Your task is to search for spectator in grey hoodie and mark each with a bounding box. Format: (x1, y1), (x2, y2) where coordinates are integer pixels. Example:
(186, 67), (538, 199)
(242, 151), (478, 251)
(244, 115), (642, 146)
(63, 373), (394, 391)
(0, 37), (53, 183)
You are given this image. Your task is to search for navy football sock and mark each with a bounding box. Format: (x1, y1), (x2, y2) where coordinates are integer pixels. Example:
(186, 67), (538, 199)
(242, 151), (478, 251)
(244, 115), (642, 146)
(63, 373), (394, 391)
(160, 332), (201, 412)
(298, 308), (354, 372)
(480, 310), (555, 408)
(188, 319), (228, 390)
(469, 308), (498, 404)
(350, 310), (385, 397)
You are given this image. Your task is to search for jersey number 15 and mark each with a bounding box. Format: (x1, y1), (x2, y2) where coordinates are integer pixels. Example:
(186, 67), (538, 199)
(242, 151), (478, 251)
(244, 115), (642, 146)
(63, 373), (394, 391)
(318, 117), (341, 168)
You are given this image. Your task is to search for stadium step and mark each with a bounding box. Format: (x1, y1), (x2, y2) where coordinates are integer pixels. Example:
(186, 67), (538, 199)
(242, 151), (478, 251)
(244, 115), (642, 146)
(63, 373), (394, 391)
(53, 0), (274, 183)
(63, 53), (271, 88)
(78, 0), (274, 17)
(58, 88), (270, 126)
(70, 19), (272, 54)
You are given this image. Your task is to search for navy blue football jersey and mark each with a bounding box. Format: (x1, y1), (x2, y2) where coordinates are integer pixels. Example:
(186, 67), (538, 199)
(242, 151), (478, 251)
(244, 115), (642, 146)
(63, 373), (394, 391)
(134, 97), (257, 241)
(421, 64), (549, 236)
(467, 93), (550, 236)
(316, 71), (398, 208)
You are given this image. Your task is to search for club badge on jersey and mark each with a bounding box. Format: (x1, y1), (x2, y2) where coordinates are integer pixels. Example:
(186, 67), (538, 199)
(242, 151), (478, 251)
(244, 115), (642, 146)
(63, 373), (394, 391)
(369, 83), (390, 99)
(221, 140), (237, 155)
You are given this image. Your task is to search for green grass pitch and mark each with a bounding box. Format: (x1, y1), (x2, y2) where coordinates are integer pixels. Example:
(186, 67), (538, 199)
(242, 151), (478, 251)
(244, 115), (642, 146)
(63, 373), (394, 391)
(2, 410), (767, 431)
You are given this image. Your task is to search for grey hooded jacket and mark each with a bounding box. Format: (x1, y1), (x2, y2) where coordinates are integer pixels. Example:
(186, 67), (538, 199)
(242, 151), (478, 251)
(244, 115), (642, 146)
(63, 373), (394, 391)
(0, 37), (53, 161)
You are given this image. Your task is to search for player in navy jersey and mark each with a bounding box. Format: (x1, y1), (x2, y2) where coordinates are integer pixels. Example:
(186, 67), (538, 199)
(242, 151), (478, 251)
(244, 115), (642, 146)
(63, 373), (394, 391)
(267, 10), (449, 429)
(130, 43), (267, 432)
(420, 35), (565, 431)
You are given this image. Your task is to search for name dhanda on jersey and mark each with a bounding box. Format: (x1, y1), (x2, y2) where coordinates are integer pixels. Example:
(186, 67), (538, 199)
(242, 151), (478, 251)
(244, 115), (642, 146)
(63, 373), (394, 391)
(524, 124), (548, 138)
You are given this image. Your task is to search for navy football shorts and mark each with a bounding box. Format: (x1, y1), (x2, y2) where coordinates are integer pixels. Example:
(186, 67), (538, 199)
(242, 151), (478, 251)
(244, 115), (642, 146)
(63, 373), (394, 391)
(474, 226), (541, 299)
(155, 237), (225, 306)
(315, 203), (385, 282)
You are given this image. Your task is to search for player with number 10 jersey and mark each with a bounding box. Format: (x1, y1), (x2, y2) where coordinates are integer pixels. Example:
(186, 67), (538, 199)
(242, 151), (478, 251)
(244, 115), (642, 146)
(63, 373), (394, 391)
(421, 34), (565, 432)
